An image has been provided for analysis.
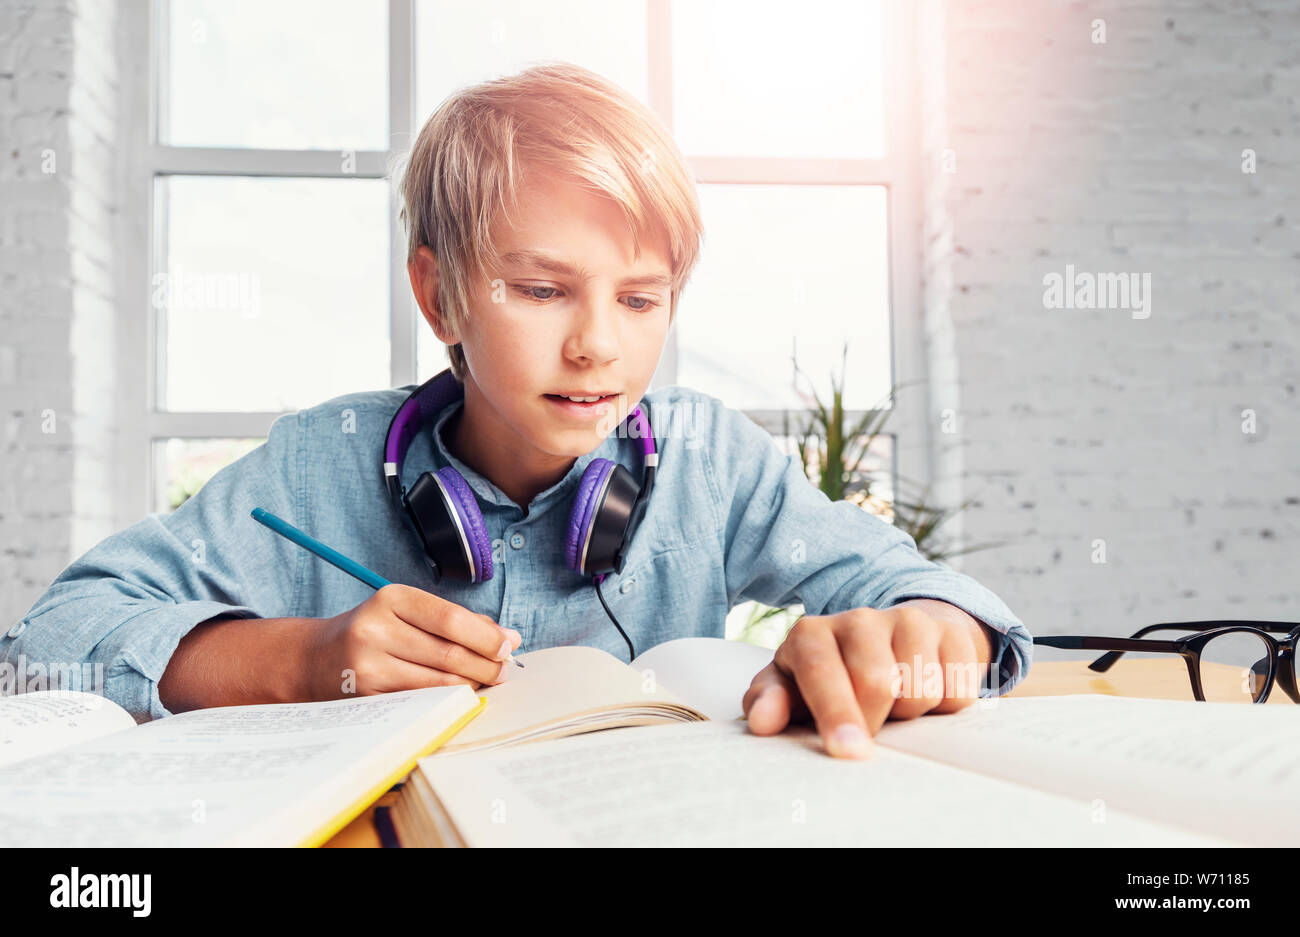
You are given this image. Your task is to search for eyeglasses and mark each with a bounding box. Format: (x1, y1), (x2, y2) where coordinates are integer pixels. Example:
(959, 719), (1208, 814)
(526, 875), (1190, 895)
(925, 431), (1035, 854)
(1033, 620), (1300, 704)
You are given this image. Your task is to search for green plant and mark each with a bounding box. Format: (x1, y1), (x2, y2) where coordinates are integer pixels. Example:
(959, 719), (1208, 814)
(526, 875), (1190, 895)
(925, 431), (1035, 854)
(733, 341), (1006, 648)
(787, 343), (891, 504)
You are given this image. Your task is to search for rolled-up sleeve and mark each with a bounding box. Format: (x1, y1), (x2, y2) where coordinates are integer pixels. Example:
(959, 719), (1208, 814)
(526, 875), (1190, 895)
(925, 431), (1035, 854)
(2, 412), (307, 721)
(698, 393), (1032, 697)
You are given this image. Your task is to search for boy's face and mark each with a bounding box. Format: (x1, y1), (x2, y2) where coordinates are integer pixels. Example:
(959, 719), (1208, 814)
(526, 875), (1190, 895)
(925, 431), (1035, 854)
(415, 167), (673, 470)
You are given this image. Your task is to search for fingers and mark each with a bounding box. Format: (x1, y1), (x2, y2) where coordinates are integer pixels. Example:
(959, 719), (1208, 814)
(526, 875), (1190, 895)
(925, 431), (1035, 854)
(742, 663), (806, 735)
(930, 621), (983, 714)
(774, 618), (875, 759)
(376, 583), (521, 668)
(886, 607), (945, 722)
(756, 607), (990, 761)
(833, 613), (900, 737)
(383, 627), (515, 686)
(361, 654), (484, 695)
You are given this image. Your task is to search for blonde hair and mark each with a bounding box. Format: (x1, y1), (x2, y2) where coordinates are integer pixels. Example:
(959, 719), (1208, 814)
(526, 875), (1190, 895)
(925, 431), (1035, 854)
(396, 63), (703, 383)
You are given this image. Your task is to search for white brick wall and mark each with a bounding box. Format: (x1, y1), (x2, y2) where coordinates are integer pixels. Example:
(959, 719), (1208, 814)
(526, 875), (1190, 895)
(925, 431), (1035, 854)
(0, 0), (119, 626)
(920, 0), (1299, 636)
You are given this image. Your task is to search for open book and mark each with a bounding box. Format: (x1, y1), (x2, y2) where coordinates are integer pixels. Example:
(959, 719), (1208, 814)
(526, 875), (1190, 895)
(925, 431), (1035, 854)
(391, 637), (1300, 847)
(0, 686), (488, 846)
(0, 637), (764, 847)
(434, 636), (776, 752)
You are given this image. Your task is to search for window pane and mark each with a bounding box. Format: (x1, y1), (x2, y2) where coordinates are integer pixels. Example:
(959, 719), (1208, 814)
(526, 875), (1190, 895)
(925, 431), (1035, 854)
(153, 438), (264, 513)
(676, 185), (891, 411)
(158, 176), (391, 412)
(671, 0), (884, 159)
(164, 0), (387, 149)
(415, 0), (649, 125)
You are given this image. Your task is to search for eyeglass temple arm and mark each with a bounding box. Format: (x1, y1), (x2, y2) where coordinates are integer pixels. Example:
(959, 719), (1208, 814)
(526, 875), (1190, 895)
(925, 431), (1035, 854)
(1033, 635), (1184, 673)
(1066, 620), (1297, 673)
(1088, 623), (1193, 673)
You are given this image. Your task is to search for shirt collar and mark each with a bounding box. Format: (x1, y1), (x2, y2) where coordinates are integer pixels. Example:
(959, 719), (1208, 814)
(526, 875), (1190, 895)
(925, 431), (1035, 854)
(428, 399), (611, 513)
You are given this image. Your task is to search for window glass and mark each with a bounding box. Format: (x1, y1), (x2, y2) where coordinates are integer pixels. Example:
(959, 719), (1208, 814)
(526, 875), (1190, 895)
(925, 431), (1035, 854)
(676, 184), (891, 412)
(671, 0), (884, 158)
(164, 0), (388, 149)
(158, 176), (391, 412)
(415, 0), (649, 126)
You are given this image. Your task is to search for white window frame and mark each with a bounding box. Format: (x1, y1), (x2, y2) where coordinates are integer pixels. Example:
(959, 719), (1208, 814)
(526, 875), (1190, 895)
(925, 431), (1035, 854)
(116, 0), (921, 528)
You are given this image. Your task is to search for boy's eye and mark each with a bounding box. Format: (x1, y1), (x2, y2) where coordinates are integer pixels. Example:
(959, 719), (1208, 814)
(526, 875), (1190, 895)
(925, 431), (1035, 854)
(518, 285), (560, 301)
(513, 284), (661, 311)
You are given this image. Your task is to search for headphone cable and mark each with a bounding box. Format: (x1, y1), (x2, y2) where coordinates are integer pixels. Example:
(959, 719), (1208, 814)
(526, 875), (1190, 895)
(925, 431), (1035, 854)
(593, 575), (636, 662)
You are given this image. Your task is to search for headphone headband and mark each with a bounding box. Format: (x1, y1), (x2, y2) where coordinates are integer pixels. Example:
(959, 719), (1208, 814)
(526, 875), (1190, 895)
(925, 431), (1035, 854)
(383, 369), (464, 504)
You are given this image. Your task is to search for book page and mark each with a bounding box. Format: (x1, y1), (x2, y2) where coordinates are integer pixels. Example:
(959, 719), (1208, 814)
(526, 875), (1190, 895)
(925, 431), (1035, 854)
(409, 769), (466, 848)
(439, 645), (703, 753)
(0, 685), (478, 847)
(0, 691), (137, 768)
(874, 694), (1300, 846)
(417, 720), (1236, 847)
(630, 637), (776, 721)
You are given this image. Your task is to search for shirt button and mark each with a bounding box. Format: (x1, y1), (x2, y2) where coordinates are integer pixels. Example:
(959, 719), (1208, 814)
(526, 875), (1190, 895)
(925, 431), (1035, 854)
(619, 578), (636, 594)
(7, 620), (27, 638)
(509, 533), (525, 549)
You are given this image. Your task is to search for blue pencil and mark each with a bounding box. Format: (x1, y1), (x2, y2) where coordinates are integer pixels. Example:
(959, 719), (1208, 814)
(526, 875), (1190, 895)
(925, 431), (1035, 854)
(249, 507), (522, 667)
(252, 507), (391, 589)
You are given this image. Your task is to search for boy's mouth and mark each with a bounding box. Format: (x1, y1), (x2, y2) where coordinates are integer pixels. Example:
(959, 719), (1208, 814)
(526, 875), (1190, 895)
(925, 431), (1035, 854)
(544, 392), (618, 417)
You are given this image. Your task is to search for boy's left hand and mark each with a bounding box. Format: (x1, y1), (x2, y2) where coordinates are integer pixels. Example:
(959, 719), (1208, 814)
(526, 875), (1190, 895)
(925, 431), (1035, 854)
(741, 599), (995, 759)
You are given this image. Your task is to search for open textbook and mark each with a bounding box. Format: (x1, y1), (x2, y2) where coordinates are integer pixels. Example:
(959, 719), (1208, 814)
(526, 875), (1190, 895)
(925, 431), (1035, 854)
(0, 637), (747, 846)
(391, 637), (1300, 847)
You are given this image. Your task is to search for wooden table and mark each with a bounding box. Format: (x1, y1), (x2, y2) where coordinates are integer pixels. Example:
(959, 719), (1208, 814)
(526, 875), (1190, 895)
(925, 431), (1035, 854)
(323, 657), (1279, 846)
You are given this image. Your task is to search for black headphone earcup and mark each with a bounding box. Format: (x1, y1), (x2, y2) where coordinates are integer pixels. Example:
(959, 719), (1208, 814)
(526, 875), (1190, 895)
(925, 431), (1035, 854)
(405, 467), (493, 582)
(567, 462), (640, 576)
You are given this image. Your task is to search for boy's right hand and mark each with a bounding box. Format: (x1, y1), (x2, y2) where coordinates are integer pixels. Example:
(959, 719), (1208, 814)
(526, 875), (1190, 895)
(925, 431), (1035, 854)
(306, 583), (522, 700)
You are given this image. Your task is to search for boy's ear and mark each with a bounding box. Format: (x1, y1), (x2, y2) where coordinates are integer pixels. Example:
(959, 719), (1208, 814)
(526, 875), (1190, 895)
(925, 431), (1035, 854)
(408, 246), (460, 345)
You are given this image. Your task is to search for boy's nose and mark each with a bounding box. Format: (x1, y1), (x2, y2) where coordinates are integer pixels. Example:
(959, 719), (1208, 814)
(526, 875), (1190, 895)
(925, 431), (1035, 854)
(564, 302), (621, 364)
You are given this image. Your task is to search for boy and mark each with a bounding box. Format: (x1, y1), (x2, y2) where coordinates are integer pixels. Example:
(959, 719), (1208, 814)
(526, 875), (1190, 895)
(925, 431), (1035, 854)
(7, 64), (1031, 760)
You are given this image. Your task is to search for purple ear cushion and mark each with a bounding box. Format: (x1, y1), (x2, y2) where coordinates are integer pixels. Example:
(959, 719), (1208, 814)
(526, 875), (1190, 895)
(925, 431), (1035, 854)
(435, 466), (494, 581)
(565, 459), (614, 572)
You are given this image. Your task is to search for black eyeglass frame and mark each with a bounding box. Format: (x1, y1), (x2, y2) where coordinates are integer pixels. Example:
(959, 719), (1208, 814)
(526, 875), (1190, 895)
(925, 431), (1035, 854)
(1032, 620), (1300, 704)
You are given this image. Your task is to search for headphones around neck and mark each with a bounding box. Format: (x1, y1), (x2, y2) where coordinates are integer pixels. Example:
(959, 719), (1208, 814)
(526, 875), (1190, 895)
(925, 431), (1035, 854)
(382, 369), (659, 592)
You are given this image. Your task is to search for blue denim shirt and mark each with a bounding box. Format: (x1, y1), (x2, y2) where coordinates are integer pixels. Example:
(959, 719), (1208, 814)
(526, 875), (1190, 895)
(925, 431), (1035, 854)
(5, 383), (1033, 721)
